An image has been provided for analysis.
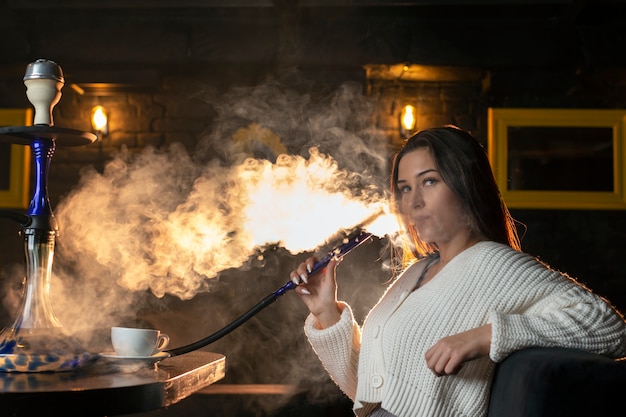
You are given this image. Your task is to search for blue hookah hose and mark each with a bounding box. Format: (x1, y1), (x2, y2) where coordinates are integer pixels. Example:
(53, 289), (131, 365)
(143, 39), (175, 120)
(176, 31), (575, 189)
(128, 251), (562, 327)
(165, 229), (373, 356)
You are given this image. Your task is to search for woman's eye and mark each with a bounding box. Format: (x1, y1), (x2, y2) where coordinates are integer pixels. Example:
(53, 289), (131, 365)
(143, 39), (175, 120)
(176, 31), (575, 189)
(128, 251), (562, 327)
(399, 185), (411, 193)
(423, 178), (437, 186)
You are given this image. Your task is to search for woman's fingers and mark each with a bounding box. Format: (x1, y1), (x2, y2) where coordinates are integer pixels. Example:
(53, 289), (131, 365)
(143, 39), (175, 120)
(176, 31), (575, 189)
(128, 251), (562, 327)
(289, 257), (318, 285)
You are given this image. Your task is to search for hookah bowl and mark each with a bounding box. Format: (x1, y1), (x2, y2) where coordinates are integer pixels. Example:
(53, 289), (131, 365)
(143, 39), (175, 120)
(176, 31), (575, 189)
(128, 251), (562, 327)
(0, 59), (97, 372)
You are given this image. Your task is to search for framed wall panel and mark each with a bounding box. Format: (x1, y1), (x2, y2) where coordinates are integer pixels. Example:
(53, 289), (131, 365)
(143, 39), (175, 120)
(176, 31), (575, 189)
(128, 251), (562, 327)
(488, 108), (626, 209)
(0, 109), (32, 209)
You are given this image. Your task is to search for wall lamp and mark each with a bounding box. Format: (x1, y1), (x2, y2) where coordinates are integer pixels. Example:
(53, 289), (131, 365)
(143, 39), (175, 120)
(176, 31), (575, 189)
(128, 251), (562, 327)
(400, 104), (417, 139)
(91, 105), (108, 139)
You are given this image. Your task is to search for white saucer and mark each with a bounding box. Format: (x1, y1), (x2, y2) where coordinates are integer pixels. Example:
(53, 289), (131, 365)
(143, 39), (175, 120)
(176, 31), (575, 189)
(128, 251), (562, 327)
(98, 351), (170, 365)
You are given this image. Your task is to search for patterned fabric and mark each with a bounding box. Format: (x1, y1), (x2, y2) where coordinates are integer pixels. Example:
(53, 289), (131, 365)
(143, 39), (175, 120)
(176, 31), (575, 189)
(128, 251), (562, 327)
(304, 241), (626, 417)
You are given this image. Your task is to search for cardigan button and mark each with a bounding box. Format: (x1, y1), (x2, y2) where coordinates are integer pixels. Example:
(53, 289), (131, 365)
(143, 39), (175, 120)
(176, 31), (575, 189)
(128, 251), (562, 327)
(371, 374), (383, 388)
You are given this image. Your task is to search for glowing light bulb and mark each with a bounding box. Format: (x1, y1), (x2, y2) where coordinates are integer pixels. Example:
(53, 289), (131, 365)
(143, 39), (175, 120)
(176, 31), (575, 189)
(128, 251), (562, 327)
(91, 105), (108, 137)
(400, 104), (416, 137)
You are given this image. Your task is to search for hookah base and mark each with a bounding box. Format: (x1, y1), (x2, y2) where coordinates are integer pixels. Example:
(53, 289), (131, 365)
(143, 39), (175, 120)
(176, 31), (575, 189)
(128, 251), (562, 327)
(0, 351), (96, 373)
(0, 329), (96, 373)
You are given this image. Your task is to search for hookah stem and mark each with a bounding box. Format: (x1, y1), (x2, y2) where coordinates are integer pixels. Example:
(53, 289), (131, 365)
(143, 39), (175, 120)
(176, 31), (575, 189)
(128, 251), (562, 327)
(165, 229), (373, 357)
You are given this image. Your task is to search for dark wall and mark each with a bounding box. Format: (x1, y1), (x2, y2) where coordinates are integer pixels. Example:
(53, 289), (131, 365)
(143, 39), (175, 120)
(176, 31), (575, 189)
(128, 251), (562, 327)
(1, 2), (626, 416)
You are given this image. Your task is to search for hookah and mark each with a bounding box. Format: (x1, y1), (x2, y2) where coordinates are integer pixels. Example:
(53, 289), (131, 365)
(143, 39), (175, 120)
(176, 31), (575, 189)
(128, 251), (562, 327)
(0, 59), (97, 372)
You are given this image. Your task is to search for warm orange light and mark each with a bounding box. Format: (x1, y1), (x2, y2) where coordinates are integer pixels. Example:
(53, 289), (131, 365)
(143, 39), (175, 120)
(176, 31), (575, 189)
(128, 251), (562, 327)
(91, 105), (108, 137)
(400, 104), (416, 137)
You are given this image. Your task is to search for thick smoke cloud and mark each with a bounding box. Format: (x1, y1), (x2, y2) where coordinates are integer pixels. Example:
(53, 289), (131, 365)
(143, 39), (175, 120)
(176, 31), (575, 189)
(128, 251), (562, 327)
(54, 76), (392, 306)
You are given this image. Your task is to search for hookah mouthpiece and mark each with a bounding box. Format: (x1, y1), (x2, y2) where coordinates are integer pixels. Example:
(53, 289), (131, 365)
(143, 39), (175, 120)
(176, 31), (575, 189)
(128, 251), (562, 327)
(278, 228), (373, 294)
(287, 208), (385, 286)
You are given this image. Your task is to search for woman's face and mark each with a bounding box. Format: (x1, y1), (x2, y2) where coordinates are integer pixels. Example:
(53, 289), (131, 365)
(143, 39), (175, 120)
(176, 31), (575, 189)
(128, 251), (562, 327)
(396, 147), (470, 247)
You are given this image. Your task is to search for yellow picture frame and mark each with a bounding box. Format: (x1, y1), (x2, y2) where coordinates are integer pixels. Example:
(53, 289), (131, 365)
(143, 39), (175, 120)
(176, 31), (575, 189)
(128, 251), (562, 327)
(488, 108), (626, 210)
(0, 109), (32, 209)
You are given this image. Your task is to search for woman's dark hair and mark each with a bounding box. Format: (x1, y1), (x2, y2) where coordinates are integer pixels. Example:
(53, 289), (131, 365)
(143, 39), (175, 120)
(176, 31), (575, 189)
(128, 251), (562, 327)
(390, 125), (520, 260)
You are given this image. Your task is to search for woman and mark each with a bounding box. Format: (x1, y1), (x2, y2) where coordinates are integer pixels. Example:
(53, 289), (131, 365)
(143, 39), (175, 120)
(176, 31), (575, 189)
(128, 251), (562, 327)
(289, 126), (626, 417)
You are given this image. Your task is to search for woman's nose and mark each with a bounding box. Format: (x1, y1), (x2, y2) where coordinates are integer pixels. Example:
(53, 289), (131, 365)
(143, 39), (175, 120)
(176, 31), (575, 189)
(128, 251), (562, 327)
(406, 190), (423, 209)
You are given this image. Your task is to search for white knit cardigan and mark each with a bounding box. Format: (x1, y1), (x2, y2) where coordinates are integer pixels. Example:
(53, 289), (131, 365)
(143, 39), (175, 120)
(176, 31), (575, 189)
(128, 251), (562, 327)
(304, 241), (626, 417)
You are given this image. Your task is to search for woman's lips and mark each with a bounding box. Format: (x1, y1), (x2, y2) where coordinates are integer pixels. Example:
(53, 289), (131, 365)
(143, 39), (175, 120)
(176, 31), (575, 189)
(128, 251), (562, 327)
(412, 215), (429, 228)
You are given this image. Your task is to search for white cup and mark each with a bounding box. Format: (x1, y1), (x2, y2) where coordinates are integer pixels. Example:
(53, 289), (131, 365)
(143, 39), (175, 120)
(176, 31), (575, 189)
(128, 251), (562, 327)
(111, 326), (170, 357)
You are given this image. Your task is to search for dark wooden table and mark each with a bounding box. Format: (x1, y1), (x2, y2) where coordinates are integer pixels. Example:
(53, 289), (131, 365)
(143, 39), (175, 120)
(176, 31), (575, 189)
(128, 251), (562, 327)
(0, 351), (225, 416)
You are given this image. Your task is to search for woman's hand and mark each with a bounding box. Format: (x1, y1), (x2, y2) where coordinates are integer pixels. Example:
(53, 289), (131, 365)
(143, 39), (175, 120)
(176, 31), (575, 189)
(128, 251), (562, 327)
(424, 324), (492, 376)
(289, 257), (341, 328)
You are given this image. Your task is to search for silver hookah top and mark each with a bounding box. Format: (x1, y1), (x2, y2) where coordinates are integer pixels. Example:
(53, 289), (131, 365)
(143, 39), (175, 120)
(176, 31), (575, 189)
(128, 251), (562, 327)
(23, 58), (65, 83)
(0, 58), (96, 146)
